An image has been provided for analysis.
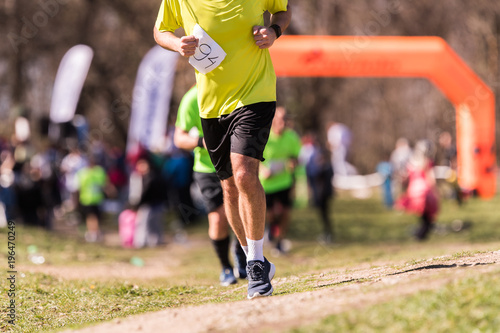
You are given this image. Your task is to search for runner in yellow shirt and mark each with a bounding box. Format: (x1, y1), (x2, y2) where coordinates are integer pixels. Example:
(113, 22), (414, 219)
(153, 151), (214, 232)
(154, 0), (291, 299)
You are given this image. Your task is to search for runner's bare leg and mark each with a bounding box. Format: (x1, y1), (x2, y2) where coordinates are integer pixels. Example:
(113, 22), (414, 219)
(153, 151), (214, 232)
(230, 153), (266, 241)
(221, 177), (248, 247)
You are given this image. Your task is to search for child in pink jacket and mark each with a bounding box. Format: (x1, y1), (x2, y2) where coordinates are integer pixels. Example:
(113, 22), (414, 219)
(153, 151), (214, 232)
(396, 140), (439, 240)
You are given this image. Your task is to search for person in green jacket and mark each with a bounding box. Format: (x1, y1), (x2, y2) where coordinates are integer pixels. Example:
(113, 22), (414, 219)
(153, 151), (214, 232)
(76, 155), (114, 242)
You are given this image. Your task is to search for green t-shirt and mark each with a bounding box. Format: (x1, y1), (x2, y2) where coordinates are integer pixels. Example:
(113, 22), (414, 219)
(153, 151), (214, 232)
(175, 86), (215, 173)
(155, 0), (288, 119)
(76, 165), (107, 206)
(260, 128), (302, 194)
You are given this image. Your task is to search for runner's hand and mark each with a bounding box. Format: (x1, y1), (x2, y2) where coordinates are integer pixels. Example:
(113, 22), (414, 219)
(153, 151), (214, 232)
(253, 26), (276, 49)
(178, 35), (199, 57)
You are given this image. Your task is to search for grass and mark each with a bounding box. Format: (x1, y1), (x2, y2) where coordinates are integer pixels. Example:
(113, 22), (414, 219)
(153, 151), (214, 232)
(2, 273), (236, 332)
(1, 190), (500, 332)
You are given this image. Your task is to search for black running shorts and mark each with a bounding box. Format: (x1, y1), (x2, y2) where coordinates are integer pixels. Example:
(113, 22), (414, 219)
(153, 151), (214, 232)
(193, 172), (224, 213)
(79, 204), (101, 219)
(201, 102), (276, 180)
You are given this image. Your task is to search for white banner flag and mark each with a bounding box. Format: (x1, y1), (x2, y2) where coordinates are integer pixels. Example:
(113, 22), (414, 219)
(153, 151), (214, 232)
(127, 46), (179, 153)
(49, 44), (94, 123)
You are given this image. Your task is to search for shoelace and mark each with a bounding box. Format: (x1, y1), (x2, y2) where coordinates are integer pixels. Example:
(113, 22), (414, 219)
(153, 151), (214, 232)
(248, 262), (265, 280)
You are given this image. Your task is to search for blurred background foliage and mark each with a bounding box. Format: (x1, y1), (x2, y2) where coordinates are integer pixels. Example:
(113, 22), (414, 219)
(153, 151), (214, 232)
(1, 0), (500, 173)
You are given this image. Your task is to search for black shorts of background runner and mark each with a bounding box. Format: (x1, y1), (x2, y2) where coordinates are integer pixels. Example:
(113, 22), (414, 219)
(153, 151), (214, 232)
(265, 187), (293, 209)
(193, 172), (224, 213)
(201, 102), (276, 180)
(79, 204), (101, 219)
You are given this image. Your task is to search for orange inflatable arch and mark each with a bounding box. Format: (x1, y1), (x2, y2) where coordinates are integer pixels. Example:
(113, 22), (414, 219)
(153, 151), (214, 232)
(270, 36), (496, 198)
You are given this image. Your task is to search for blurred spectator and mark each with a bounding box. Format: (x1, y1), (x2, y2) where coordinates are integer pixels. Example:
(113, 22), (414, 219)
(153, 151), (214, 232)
(60, 143), (87, 212)
(104, 145), (129, 212)
(298, 133), (315, 168)
(128, 156), (167, 248)
(260, 106), (301, 255)
(105, 146), (128, 191)
(72, 115), (90, 146)
(376, 152), (394, 209)
(326, 121), (355, 176)
(0, 148), (16, 221)
(437, 131), (457, 167)
(396, 140), (439, 241)
(14, 161), (43, 226)
(437, 131), (463, 205)
(31, 148), (62, 229)
(295, 133), (316, 208)
(13, 140), (35, 170)
(11, 138), (41, 226)
(390, 137), (412, 197)
(161, 125), (197, 227)
(305, 136), (334, 243)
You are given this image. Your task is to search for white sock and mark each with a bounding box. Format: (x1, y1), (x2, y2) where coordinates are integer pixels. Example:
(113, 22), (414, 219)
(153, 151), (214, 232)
(242, 246), (249, 256)
(246, 237), (264, 262)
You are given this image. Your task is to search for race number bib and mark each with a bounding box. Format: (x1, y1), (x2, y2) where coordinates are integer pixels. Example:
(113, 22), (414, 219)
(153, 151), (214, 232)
(189, 24), (226, 74)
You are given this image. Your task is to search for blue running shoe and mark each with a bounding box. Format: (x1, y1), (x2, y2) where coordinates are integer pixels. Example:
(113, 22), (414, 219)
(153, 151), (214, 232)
(220, 267), (237, 286)
(247, 257), (275, 299)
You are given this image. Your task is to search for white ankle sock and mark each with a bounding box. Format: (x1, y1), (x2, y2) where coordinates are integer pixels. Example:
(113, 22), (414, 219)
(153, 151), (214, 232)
(242, 246), (248, 256)
(246, 237), (264, 262)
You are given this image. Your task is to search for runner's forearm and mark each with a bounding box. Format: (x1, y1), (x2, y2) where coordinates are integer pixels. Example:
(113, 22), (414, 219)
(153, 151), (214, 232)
(174, 127), (199, 151)
(154, 27), (181, 52)
(154, 27), (199, 57)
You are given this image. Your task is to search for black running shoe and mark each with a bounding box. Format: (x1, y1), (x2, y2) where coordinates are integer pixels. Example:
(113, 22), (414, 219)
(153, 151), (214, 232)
(246, 257), (275, 299)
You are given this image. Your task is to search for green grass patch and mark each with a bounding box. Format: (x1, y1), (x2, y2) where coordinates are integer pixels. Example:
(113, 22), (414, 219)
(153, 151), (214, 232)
(0, 272), (245, 332)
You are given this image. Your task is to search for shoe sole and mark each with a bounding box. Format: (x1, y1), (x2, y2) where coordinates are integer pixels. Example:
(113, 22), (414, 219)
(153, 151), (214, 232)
(220, 277), (237, 286)
(220, 280), (237, 287)
(247, 286), (274, 299)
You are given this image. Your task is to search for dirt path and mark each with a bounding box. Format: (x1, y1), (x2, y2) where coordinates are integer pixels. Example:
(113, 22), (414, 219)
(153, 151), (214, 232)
(59, 250), (500, 333)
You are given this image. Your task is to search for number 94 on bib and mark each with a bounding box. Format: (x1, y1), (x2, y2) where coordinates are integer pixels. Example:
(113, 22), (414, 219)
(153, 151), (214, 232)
(189, 24), (227, 74)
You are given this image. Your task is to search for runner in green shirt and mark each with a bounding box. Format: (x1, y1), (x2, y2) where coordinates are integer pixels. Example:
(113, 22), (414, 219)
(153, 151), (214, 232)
(76, 156), (111, 242)
(260, 106), (301, 255)
(174, 86), (247, 285)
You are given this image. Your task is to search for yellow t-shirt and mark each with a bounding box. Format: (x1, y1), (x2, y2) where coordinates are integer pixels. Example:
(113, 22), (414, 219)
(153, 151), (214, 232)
(155, 0), (288, 119)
